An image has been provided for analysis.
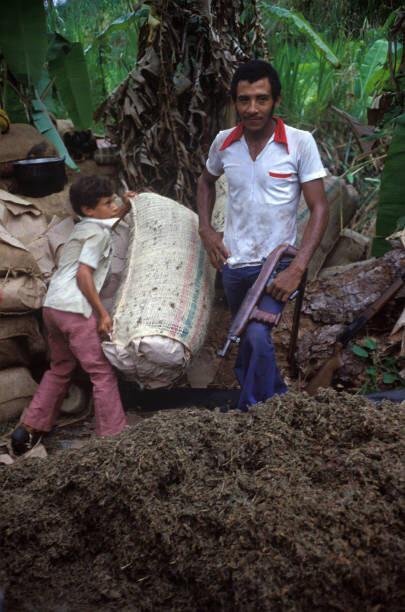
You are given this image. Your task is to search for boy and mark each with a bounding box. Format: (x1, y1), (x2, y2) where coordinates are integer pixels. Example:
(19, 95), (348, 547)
(11, 176), (136, 455)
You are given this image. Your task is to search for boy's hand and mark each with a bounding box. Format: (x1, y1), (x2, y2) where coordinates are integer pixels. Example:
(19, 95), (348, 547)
(117, 191), (138, 218)
(122, 191), (138, 205)
(98, 312), (113, 337)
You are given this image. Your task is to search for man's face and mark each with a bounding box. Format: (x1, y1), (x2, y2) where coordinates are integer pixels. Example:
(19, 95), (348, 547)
(235, 77), (277, 133)
(82, 195), (120, 219)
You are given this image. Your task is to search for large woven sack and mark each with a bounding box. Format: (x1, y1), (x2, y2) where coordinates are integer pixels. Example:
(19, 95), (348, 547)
(0, 367), (38, 423)
(102, 193), (216, 388)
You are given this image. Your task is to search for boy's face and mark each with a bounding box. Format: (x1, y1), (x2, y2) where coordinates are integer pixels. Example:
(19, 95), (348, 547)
(82, 195), (120, 219)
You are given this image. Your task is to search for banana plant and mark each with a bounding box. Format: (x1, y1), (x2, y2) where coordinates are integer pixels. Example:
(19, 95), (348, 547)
(0, 0), (102, 167)
(48, 33), (93, 130)
(84, 7), (149, 56)
(259, 3), (341, 67)
(372, 113), (405, 256)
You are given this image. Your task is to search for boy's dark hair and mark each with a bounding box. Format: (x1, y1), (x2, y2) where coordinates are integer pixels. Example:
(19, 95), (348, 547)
(69, 175), (113, 216)
(230, 59), (281, 102)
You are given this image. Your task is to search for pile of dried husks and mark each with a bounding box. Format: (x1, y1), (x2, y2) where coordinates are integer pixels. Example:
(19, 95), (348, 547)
(0, 390), (404, 611)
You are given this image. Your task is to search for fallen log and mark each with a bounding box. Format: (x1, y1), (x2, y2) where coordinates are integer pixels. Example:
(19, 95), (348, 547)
(273, 248), (405, 387)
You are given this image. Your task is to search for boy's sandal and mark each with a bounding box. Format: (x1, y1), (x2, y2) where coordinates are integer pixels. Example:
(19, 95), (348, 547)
(11, 425), (43, 456)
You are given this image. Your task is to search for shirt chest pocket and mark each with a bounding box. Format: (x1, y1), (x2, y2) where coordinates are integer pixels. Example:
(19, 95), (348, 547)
(268, 171), (293, 179)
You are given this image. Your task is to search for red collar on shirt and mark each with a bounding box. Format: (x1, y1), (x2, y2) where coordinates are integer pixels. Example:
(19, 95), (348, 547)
(219, 117), (289, 154)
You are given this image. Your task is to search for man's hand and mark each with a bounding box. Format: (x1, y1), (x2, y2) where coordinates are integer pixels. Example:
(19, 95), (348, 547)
(266, 264), (305, 302)
(97, 311), (113, 337)
(199, 226), (230, 271)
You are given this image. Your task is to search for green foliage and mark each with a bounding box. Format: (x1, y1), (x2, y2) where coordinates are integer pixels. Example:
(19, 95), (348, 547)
(31, 95), (78, 169)
(54, 0), (142, 110)
(271, 0), (399, 36)
(350, 39), (390, 119)
(351, 337), (404, 393)
(261, 3), (404, 130)
(260, 4), (341, 67)
(372, 113), (405, 256)
(0, 0), (47, 85)
(85, 7), (149, 55)
(48, 35), (93, 130)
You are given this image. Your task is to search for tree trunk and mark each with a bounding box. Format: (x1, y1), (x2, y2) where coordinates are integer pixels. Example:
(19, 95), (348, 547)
(99, 0), (267, 208)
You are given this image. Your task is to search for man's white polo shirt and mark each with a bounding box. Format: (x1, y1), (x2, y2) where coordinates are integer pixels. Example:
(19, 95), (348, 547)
(206, 118), (327, 267)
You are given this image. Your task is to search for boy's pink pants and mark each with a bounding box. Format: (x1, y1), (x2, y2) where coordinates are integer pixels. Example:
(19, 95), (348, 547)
(23, 307), (127, 436)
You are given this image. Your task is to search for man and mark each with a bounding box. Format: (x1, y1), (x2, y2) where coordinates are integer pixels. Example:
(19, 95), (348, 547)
(197, 59), (329, 411)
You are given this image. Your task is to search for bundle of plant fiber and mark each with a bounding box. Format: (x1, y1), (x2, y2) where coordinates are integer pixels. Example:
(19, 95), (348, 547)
(0, 389), (404, 611)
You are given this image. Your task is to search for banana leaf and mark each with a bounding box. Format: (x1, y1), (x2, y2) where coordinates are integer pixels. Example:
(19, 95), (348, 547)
(85, 7), (149, 55)
(31, 96), (78, 171)
(372, 113), (405, 256)
(260, 4), (341, 68)
(48, 38), (93, 130)
(0, 0), (47, 85)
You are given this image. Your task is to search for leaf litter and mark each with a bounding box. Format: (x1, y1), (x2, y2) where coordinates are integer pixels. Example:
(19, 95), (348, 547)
(0, 389), (404, 611)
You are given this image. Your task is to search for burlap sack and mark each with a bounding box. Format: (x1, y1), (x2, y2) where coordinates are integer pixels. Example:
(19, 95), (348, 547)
(0, 314), (46, 368)
(0, 275), (47, 313)
(102, 193), (216, 388)
(0, 314), (46, 348)
(0, 338), (29, 368)
(0, 123), (57, 164)
(0, 224), (42, 276)
(0, 367), (38, 423)
(28, 185), (73, 221)
(0, 190), (56, 278)
(0, 190), (47, 245)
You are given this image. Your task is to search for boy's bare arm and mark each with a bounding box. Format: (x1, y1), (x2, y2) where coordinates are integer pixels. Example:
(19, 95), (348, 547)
(76, 263), (112, 335)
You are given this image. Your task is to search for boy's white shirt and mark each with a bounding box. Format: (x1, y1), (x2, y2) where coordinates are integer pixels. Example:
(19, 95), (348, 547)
(44, 218), (114, 318)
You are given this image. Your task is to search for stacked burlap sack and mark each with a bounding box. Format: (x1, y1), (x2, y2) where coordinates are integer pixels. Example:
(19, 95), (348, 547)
(0, 187), (94, 424)
(102, 193), (216, 388)
(0, 190), (51, 423)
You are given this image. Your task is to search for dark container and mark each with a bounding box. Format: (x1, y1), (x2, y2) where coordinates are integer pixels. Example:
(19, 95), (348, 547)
(13, 157), (66, 197)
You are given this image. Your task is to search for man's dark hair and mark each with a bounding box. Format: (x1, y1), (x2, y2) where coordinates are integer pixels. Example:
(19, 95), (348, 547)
(230, 59), (281, 101)
(69, 175), (113, 216)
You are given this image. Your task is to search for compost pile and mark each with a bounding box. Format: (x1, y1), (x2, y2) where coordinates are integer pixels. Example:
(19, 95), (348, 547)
(0, 390), (404, 612)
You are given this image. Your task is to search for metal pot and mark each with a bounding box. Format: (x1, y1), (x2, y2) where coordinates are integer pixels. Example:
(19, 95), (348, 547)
(13, 157), (66, 197)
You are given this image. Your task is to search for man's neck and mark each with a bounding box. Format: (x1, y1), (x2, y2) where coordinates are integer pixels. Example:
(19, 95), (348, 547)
(244, 117), (276, 144)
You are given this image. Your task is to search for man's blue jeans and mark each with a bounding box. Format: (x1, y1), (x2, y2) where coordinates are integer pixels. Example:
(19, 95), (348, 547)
(221, 259), (291, 411)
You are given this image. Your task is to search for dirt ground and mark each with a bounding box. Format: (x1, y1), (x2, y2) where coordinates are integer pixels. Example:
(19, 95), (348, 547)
(0, 389), (404, 612)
